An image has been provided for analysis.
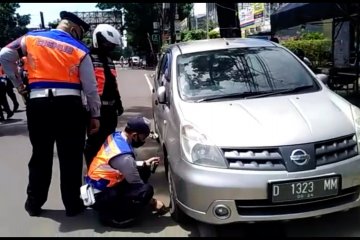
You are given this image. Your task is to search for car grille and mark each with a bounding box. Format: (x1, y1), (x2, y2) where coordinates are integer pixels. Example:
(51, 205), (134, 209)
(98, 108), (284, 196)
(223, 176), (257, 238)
(222, 148), (285, 170)
(235, 186), (360, 216)
(222, 134), (358, 171)
(315, 134), (358, 166)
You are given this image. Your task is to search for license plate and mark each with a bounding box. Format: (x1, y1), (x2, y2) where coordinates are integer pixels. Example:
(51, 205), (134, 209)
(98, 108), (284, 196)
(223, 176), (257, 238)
(270, 175), (341, 203)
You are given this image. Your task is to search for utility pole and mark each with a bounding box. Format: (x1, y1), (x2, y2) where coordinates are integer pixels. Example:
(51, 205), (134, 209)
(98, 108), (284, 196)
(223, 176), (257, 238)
(40, 11), (45, 29)
(169, 3), (176, 44)
(206, 3), (209, 38)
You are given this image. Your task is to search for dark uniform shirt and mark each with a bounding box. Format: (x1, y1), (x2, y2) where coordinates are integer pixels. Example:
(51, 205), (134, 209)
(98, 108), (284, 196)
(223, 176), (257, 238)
(90, 48), (122, 103)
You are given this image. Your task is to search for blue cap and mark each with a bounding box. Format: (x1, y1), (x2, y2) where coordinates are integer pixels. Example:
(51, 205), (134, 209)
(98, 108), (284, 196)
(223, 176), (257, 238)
(126, 116), (151, 135)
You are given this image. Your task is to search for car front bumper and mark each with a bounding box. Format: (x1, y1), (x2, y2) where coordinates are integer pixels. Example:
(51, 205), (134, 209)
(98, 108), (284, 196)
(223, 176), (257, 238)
(171, 155), (360, 224)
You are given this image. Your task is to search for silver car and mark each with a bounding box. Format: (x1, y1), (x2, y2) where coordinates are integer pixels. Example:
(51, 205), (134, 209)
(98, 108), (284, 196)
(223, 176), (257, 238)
(152, 38), (360, 225)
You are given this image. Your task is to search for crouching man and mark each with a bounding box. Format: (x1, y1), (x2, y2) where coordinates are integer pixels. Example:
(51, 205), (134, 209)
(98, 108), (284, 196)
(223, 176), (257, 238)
(84, 116), (168, 228)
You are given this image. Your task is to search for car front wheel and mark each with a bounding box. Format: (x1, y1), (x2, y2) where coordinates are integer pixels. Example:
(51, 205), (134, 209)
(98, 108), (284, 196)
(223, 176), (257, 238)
(168, 166), (189, 223)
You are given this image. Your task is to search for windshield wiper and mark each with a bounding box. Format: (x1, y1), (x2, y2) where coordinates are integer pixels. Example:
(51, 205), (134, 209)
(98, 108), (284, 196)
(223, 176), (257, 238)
(195, 91), (272, 103)
(245, 85), (315, 99)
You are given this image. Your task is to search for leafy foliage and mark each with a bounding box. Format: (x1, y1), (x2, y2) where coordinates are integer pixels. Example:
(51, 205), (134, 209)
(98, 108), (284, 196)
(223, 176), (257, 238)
(282, 39), (331, 68)
(208, 20), (218, 31)
(48, 19), (60, 29)
(177, 3), (193, 21)
(96, 3), (157, 55)
(181, 29), (207, 42)
(300, 32), (326, 40)
(209, 29), (220, 39)
(0, 3), (30, 47)
(96, 3), (193, 55)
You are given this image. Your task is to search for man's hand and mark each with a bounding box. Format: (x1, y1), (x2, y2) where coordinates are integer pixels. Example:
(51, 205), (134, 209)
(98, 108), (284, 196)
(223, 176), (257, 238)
(144, 156), (160, 167)
(16, 83), (28, 96)
(88, 118), (100, 135)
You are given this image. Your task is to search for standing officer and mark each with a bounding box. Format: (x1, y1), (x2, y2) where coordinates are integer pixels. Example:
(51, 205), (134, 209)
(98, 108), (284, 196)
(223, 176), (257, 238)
(0, 63), (14, 121)
(0, 11), (101, 217)
(84, 24), (124, 167)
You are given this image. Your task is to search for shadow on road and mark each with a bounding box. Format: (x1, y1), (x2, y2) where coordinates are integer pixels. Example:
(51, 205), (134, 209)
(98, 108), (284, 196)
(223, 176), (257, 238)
(39, 208), (194, 235)
(0, 120), (28, 137)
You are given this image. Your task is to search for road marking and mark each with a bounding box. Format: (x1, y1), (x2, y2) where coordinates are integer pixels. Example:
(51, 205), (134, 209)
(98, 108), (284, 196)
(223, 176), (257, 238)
(144, 73), (154, 93)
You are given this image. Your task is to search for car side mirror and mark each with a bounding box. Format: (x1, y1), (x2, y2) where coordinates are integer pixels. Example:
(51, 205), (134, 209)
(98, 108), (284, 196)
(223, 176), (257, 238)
(157, 86), (166, 104)
(316, 74), (328, 85)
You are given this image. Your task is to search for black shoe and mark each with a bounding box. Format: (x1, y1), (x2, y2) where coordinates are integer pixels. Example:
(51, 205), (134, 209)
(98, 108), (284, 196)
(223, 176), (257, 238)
(100, 216), (136, 228)
(6, 111), (14, 119)
(25, 200), (42, 217)
(13, 103), (19, 112)
(66, 205), (86, 217)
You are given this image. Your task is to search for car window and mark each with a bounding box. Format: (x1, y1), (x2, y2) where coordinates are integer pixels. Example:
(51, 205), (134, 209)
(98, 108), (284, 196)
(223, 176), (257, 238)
(155, 54), (165, 84)
(176, 47), (319, 101)
(157, 52), (170, 86)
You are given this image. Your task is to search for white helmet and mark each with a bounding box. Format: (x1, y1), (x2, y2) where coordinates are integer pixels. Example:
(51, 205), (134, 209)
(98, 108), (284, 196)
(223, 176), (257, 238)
(92, 24), (121, 48)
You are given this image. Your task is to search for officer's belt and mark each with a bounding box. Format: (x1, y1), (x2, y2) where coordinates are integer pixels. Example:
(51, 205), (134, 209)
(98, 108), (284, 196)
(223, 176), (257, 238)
(102, 100), (116, 106)
(30, 88), (81, 99)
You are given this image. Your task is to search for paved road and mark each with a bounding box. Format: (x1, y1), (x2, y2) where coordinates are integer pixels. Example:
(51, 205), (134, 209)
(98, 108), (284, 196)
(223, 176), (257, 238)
(2, 68), (360, 236)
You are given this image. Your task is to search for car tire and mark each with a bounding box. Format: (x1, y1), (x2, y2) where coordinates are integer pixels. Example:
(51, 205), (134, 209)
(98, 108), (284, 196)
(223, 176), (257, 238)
(197, 222), (218, 237)
(168, 167), (189, 224)
(153, 115), (160, 144)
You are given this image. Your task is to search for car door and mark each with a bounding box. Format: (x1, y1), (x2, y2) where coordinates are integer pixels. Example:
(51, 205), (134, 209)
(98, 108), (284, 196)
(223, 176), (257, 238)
(153, 52), (170, 138)
(161, 51), (173, 148)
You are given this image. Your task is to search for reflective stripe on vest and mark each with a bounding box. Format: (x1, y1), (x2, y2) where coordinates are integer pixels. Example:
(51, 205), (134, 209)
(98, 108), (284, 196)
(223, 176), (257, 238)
(91, 54), (117, 95)
(87, 132), (134, 189)
(25, 30), (89, 90)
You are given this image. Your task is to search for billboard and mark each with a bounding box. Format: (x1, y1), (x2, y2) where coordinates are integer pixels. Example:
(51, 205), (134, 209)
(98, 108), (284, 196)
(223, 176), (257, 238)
(239, 7), (254, 28)
(252, 3), (265, 19)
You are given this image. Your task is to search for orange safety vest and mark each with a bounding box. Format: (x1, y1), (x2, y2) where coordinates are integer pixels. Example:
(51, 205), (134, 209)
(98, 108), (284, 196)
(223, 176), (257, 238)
(86, 132), (134, 190)
(24, 30), (89, 90)
(91, 54), (117, 95)
(0, 65), (4, 76)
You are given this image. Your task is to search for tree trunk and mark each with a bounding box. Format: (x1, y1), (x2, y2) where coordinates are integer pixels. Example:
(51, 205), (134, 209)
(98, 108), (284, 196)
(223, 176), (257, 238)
(215, 2), (241, 38)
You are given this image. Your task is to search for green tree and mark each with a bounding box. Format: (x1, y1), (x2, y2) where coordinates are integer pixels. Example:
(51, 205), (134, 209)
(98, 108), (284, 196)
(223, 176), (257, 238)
(181, 29), (207, 42)
(48, 19), (60, 29)
(96, 3), (193, 55)
(96, 3), (157, 55)
(177, 3), (193, 21)
(209, 29), (220, 39)
(0, 3), (30, 47)
(122, 46), (133, 58)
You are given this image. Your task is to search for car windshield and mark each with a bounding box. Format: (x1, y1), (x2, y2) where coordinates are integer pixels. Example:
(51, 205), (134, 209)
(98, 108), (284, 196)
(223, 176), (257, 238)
(176, 47), (319, 101)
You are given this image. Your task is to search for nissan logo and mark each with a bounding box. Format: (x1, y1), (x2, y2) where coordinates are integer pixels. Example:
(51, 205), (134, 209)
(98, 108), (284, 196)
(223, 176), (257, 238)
(290, 149), (310, 166)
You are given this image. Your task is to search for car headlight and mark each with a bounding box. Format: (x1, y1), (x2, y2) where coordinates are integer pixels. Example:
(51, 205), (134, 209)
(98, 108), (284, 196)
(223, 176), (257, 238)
(180, 125), (228, 168)
(351, 105), (360, 151)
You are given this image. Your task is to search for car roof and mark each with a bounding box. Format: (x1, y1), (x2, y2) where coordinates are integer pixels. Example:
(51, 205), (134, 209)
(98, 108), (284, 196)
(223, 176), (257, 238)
(166, 38), (277, 55)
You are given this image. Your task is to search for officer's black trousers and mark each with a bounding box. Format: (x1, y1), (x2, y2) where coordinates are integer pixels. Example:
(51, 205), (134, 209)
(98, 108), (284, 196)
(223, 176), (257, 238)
(26, 95), (86, 212)
(84, 104), (118, 167)
(92, 168), (154, 222)
(0, 82), (11, 119)
(5, 80), (19, 109)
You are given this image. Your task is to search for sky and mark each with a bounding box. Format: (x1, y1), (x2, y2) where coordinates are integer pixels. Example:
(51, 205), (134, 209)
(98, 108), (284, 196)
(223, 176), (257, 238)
(17, 3), (99, 28)
(17, 3), (207, 28)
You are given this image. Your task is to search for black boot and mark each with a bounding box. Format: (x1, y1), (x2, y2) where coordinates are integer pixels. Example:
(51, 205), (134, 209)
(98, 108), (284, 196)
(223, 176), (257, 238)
(6, 111), (14, 119)
(25, 199), (42, 217)
(13, 102), (19, 112)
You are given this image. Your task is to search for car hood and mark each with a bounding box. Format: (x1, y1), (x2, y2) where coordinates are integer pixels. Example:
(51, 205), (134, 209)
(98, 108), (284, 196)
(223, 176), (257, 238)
(179, 91), (355, 147)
